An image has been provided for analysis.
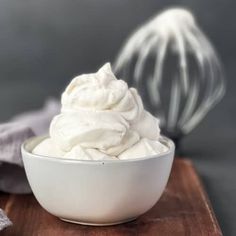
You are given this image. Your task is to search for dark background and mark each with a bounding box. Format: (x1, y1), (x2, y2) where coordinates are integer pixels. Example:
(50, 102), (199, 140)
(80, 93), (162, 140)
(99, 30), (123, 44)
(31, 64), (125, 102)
(0, 0), (235, 235)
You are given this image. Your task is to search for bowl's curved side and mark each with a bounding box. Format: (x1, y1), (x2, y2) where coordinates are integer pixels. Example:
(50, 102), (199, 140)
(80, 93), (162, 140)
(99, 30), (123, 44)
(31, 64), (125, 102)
(21, 136), (175, 224)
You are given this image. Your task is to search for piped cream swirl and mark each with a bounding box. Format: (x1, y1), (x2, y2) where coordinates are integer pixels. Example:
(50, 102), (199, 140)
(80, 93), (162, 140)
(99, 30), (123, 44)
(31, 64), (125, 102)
(33, 63), (167, 160)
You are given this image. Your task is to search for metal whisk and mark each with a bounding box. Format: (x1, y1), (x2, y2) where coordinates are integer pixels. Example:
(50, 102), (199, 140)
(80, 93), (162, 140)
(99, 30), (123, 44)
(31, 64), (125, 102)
(113, 8), (226, 146)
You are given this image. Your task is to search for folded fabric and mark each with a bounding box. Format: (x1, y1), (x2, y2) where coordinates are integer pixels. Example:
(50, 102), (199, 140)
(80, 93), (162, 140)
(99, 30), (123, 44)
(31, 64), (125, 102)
(0, 98), (60, 231)
(0, 209), (12, 231)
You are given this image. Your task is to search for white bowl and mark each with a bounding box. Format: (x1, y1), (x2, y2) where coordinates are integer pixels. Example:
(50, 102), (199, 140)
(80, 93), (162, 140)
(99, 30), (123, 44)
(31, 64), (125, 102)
(21, 136), (175, 226)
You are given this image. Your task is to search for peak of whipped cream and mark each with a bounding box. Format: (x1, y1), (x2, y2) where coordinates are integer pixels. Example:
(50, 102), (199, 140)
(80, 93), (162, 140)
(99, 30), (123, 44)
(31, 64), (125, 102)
(32, 63), (168, 160)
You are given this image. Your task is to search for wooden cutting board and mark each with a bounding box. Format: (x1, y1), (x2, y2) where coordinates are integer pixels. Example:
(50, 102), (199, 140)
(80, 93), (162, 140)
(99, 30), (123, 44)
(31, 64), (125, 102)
(0, 159), (222, 236)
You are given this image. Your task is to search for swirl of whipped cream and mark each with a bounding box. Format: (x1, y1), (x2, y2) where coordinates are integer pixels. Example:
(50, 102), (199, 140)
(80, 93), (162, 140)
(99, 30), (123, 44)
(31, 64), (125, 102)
(33, 63), (165, 160)
(61, 63), (143, 122)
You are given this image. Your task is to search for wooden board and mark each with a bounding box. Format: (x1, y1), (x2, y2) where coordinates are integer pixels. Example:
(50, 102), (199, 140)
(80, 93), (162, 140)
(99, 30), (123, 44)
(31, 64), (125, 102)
(0, 159), (222, 236)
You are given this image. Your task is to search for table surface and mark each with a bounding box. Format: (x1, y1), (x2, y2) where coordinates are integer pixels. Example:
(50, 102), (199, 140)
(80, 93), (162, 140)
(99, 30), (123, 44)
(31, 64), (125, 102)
(0, 159), (222, 236)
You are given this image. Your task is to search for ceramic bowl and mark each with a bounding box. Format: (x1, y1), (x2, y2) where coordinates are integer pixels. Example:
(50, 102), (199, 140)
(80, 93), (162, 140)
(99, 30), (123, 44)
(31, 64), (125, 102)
(21, 136), (175, 226)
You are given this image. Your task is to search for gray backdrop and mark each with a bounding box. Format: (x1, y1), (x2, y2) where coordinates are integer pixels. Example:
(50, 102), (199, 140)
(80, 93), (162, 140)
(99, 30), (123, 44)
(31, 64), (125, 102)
(0, 0), (235, 235)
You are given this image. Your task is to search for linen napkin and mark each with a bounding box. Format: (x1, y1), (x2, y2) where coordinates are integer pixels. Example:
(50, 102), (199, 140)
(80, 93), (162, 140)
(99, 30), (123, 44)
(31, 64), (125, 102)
(0, 98), (60, 231)
(0, 209), (12, 231)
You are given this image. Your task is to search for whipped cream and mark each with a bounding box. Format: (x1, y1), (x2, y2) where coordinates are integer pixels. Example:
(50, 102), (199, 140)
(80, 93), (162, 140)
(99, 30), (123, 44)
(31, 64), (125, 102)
(33, 63), (168, 160)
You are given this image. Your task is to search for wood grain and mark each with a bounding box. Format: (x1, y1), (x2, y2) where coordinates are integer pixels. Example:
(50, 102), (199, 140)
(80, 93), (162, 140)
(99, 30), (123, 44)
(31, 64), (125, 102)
(0, 159), (222, 236)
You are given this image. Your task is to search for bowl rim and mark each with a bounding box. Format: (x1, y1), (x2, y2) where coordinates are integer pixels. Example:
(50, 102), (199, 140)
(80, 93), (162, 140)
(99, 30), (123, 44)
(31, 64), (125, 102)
(21, 135), (175, 164)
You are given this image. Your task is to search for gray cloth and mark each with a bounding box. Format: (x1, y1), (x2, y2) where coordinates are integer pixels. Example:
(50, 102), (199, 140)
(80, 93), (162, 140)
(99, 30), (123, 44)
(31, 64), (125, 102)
(0, 209), (12, 231)
(0, 98), (60, 231)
